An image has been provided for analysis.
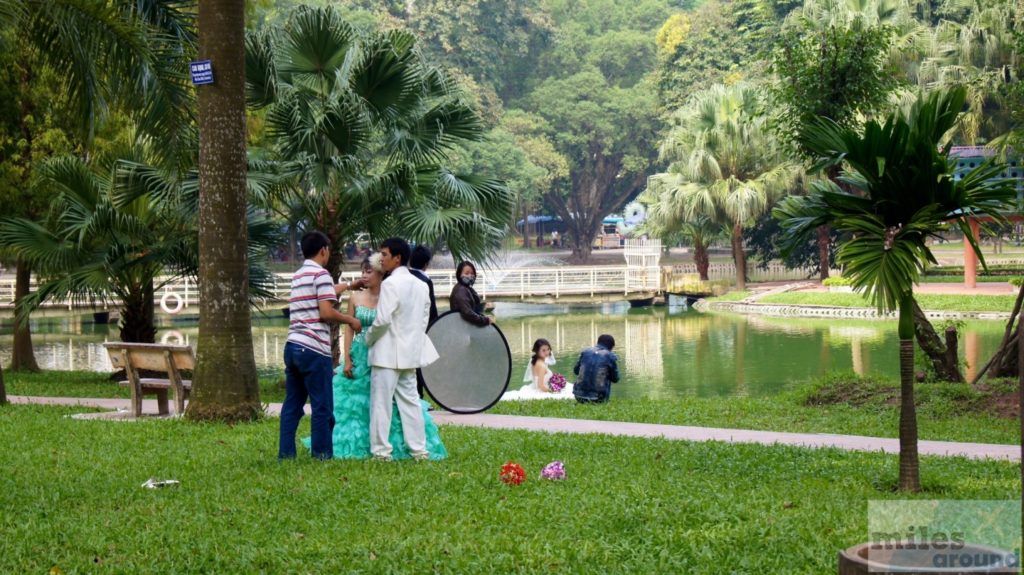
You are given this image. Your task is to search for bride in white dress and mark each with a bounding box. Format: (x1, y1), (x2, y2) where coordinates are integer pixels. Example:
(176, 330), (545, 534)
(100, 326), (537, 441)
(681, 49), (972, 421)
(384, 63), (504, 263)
(501, 338), (574, 401)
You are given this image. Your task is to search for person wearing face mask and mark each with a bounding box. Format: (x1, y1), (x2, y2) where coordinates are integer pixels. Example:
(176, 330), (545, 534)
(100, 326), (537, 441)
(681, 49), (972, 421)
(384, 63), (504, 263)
(449, 261), (493, 327)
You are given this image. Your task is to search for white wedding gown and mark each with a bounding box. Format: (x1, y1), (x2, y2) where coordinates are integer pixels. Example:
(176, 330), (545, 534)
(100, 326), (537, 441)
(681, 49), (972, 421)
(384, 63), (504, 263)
(501, 356), (574, 401)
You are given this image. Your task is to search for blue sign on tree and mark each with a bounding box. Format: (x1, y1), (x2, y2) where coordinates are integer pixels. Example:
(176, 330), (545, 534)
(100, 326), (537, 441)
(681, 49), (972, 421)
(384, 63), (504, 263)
(190, 60), (214, 85)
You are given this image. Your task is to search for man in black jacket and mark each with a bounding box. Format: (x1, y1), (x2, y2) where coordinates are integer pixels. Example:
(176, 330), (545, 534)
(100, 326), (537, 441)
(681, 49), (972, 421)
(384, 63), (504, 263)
(410, 246), (438, 325)
(410, 245), (438, 399)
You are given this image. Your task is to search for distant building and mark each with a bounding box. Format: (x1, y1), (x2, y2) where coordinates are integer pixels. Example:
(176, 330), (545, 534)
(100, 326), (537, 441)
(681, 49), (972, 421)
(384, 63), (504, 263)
(950, 146), (1024, 205)
(948, 146), (1024, 289)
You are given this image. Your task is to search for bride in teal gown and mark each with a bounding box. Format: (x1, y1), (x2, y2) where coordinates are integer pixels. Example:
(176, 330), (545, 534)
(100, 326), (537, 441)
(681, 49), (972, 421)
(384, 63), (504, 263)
(305, 256), (447, 460)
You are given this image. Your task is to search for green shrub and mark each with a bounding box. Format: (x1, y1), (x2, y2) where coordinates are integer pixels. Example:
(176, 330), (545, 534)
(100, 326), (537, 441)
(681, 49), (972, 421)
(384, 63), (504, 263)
(822, 276), (852, 287)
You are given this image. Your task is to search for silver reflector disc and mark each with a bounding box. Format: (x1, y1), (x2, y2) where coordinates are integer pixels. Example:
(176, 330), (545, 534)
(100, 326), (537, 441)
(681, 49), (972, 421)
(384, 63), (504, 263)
(419, 310), (511, 413)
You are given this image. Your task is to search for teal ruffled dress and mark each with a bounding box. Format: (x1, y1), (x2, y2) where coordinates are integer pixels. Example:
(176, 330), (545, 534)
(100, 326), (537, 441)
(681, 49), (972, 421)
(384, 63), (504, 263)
(304, 305), (447, 460)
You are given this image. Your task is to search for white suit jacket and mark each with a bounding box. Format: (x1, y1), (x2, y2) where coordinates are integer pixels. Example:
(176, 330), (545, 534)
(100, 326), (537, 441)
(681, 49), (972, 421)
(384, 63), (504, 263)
(366, 266), (440, 369)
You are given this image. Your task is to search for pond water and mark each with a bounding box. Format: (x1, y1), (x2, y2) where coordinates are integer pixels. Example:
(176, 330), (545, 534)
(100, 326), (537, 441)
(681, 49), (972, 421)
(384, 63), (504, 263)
(0, 303), (1006, 399)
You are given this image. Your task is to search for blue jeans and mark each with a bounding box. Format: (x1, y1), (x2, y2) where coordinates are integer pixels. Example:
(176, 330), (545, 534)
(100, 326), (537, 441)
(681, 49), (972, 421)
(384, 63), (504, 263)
(279, 343), (335, 460)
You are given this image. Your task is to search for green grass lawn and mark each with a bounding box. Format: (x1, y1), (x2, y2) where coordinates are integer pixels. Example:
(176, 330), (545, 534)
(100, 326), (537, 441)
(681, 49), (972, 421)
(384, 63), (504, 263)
(0, 403), (1018, 574)
(920, 275), (1017, 283)
(491, 374), (1021, 445)
(755, 292), (1018, 313)
(5, 369), (290, 403)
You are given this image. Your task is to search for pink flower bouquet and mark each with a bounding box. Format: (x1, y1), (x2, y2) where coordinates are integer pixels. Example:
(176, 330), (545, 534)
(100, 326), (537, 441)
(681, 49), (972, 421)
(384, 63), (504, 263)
(548, 373), (567, 393)
(540, 460), (566, 480)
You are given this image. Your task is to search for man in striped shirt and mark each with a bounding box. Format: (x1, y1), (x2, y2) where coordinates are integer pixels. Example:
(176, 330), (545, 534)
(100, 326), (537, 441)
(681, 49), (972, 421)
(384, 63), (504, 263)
(279, 231), (363, 460)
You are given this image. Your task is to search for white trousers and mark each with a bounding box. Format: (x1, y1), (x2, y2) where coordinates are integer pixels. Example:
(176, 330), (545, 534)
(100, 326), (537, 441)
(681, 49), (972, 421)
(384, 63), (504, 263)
(370, 367), (427, 458)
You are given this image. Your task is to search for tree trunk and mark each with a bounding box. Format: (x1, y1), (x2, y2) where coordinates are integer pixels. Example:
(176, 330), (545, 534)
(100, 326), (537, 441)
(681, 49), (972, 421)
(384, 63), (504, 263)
(898, 295), (921, 492)
(817, 224), (831, 280)
(11, 258), (39, 372)
(521, 201), (530, 248)
(972, 283), (1024, 383)
(732, 222), (746, 290)
(326, 252), (345, 368)
(119, 280), (157, 343)
(693, 237), (710, 281)
(911, 300), (963, 382)
(288, 225), (297, 265)
(1018, 324), (1023, 519)
(187, 0), (261, 423)
(571, 239), (593, 263)
(0, 358), (7, 405)
(943, 327), (959, 380)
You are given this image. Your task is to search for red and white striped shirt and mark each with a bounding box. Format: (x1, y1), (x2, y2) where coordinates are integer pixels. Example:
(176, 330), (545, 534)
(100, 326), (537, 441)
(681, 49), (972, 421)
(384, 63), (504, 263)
(286, 260), (336, 357)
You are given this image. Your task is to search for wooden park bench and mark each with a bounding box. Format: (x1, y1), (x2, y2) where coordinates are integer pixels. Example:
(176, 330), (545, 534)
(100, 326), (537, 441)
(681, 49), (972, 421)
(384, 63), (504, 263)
(103, 342), (195, 417)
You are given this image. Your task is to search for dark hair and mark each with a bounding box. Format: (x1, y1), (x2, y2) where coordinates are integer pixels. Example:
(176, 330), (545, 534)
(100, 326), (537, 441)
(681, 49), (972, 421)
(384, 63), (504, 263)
(597, 334), (615, 350)
(531, 338), (551, 366)
(456, 261), (477, 277)
(410, 245), (432, 270)
(380, 237), (411, 265)
(301, 231), (331, 259)
(360, 257), (373, 272)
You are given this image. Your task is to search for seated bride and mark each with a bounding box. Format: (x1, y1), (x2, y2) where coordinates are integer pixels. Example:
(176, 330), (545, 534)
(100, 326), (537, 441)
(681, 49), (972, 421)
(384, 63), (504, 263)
(501, 338), (574, 401)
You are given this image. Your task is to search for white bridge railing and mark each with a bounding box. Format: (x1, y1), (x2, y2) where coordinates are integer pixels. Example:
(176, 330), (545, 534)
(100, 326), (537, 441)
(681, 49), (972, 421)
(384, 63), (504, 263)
(0, 265), (663, 311)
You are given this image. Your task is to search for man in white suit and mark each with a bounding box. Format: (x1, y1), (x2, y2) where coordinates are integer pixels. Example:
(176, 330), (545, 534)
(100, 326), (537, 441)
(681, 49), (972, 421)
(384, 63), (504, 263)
(366, 238), (440, 460)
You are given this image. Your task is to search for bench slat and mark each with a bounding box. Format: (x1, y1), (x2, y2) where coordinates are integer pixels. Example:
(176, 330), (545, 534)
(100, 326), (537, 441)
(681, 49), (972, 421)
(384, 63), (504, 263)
(117, 379), (192, 389)
(104, 344), (195, 371)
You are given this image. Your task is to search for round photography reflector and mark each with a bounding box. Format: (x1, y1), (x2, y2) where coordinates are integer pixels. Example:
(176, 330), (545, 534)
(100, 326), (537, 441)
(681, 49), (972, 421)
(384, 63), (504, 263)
(419, 310), (511, 413)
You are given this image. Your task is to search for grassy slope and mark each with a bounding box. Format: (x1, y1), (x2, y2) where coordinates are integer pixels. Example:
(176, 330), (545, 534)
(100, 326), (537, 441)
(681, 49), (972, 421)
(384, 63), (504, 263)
(0, 404), (1018, 574)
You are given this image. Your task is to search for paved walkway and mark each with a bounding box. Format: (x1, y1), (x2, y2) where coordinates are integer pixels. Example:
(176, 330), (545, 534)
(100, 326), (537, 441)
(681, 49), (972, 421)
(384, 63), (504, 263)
(11, 395), (1020, 461)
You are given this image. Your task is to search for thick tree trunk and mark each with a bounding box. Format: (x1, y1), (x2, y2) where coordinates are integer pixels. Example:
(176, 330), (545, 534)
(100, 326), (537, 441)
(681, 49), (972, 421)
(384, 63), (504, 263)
(119, 281), (157, 343)
(911, 300), (963, 382)
(693, 237), (709, 281)
(187, 0), (261, 422)
(898, 296), (921, 492)
(570, 239), (593, 263)
(817, 225), (831, 280)
(11, 259), (39, 372)
(732, 222), (746, 290)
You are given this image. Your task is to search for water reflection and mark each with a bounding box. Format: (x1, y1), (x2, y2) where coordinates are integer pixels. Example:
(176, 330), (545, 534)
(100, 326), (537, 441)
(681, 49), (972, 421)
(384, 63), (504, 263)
(0, 308), (1005, 399)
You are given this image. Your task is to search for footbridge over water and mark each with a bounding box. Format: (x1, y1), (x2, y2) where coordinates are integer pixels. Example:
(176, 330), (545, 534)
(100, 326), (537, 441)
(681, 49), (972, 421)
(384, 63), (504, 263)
(0, 240), (678, 312)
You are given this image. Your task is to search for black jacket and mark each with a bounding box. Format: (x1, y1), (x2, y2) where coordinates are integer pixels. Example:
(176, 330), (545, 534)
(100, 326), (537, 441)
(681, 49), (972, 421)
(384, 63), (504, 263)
(410, 268), (438, 325)
(449, 282), (489, 327)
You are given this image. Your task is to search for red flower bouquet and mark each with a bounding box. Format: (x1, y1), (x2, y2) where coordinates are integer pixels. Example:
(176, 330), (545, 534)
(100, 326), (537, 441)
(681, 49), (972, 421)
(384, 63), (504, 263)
(499, 461), (526, 486)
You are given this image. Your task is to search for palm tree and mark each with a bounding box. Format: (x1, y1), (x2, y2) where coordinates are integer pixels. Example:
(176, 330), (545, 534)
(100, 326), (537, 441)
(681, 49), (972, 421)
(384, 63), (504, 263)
(913, 0), (1019, 144)
(0, 156), (193, 343)
(646, 83), (795, 289)
(641, 182), (724, 281)
(0, 0), (195, 371)
(187, 0), (259, 423)
(0, 153), (280, 344)
(774, 87), (1017, 491)
(246, 6), (512, 278)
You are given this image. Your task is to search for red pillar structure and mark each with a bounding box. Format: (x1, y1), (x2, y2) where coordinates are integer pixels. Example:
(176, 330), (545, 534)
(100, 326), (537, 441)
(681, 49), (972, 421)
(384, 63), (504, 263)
(963, 218), (980, 289)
